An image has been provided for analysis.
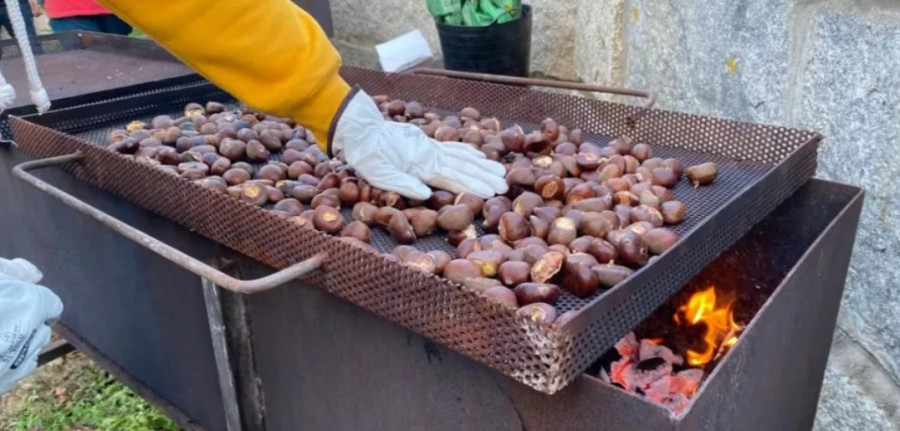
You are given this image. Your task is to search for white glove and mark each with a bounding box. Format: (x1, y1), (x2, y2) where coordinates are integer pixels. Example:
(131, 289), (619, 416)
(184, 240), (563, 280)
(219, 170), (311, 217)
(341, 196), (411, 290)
(331, 89), (509, 200)
(0, 258), (63, 395)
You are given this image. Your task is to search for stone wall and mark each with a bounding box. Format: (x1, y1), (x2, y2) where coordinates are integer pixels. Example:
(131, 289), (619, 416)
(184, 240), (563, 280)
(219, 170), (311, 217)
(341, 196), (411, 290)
(328, 1), (900, 429)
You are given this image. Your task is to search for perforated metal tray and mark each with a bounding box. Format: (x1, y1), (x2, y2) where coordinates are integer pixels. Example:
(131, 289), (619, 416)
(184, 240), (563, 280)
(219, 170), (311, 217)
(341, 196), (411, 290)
(10, 66), (820, 393)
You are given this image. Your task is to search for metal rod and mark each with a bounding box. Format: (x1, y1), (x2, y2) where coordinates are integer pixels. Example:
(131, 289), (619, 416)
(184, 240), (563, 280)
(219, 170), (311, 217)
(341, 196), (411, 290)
(37, 339), (75, 366)
(13, 152), (326, 294)
(202, 277), (244, 431)
(408, 68), (657, 125)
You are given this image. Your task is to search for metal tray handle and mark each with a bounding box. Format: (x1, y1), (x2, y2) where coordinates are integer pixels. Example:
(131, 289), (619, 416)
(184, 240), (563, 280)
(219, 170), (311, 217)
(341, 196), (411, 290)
(13, 151), (325, 294)
(408, 68), (656, 127)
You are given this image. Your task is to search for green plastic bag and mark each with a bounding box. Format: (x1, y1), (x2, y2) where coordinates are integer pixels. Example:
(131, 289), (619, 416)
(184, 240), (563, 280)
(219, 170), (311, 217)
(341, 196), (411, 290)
(478, 0), (504, 21)
(461, 0), (492, 26)
(426, 0), (462, 18)
(495, 0), (522, 23)
(443, 11), (464, 25)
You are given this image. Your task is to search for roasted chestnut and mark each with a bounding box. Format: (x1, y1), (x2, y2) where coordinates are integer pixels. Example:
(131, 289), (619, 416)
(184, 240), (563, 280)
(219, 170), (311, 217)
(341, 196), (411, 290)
(237, 183), (267, 206)
(411, 209), (439, 237)
(341, 220), (372, 243)
(500, 125), (526, 153)
(535, 175), (566, 200)
(630, 205), (665, 227)
(546, 217), (577, 246)
(499, 212), (529, 242)
(429, 191), (456, 209)
(442, 223), (474, 245)
(274, 198), (304, 216)
(592, 263), (634, 288)
(498, 261), (531, 286)
(563, 260), (600, 298)
(631, 143), (652, 161)
(454, 193), (485, 215)
(617, 232), (648, 267)
(514, 282), (560, 306)
(313, 205), (345, 234)
(517, 303), (557, 326)
(686, 162), (718, 186)
(528, 216), (550, 239)
(587, 239), (618, 264)
(444, 259), (483, 284)
(530, 251), (565, 283)
(651, 167), (679, 188)
(467, 250), (505, 277)
(579, 212), (611, 238)
(482, 285), (519, 309)
(660, 200), (686, 225)
(506, 167), (538, 187)
(437, 204), (475, 231)
(642, 228), (679, 254)
(403, 251), (437, 274)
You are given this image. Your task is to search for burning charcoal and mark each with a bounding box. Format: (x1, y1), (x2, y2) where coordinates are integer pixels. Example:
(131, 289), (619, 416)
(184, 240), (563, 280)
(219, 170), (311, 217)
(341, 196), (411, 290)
(609, 357), (635, 391)
(630, 358), (673, 391)
(643, 376), (672, 405)
(639, 339), (684, 366)
(670, 369), (704, 398)
(614, 332), (640, 360)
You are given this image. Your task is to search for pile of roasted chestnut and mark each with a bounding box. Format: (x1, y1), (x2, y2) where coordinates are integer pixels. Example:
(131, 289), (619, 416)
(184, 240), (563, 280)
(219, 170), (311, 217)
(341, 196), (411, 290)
(107, 99), (718, 327)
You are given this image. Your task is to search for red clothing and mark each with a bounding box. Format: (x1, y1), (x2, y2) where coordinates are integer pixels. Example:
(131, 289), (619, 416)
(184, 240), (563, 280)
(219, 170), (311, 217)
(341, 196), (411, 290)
(44, 0), (112, 19)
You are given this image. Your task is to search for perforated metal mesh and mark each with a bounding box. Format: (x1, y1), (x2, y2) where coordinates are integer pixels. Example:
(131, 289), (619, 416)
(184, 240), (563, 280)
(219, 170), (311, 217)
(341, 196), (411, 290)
(10, 66), (819, 393)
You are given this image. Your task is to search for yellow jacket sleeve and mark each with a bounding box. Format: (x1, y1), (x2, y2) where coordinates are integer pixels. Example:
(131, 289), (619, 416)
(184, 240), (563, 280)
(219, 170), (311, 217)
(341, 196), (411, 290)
(95, 0), (350, 150)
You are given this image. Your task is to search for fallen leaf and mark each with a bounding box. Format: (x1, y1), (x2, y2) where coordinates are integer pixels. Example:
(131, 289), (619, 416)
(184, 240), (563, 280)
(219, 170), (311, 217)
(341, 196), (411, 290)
(54, 386), (68, 404)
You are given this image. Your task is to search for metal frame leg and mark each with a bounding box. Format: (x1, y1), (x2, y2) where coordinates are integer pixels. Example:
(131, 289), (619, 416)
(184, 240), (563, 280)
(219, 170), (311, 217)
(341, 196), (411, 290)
(203, 277), (244, 431)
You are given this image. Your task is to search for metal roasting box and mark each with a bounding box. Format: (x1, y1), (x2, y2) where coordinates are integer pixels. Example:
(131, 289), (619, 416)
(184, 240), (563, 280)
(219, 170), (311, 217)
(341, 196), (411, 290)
(9, 66), (821, 393)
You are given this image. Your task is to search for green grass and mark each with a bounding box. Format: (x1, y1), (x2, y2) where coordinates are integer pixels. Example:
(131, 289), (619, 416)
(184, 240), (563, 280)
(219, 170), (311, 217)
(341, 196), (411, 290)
(0, 353), (178, 431)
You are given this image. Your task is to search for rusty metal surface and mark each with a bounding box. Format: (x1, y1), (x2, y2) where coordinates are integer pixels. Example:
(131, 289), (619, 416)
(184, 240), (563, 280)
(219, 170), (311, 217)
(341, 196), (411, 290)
(0, 147), (228, 431)
(37, 339), (76, 366)
(246, 179), (862, 430)
(0, 32), (191, 111)
(9, 66), (821, 393)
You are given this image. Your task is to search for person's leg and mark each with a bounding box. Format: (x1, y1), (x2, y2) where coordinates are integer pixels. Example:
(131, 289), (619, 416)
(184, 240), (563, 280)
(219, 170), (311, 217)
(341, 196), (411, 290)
(98, 14), (130, 36)
(0, 10), (11, 60)
(17, 0), (42, 54)
(48, 16), (102, 33)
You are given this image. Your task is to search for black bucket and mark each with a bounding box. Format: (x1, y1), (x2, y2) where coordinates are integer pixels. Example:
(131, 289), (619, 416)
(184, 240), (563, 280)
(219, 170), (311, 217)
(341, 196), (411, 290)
(436, 4), (532, 77)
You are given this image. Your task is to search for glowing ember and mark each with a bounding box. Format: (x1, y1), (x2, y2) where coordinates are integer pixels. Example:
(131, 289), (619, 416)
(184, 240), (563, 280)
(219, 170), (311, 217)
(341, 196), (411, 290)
(674, 287), (742, 367)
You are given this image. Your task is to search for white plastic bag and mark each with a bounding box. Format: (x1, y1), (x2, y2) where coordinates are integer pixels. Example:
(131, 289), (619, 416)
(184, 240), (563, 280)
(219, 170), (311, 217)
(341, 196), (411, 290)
(0, 258), (62, 394)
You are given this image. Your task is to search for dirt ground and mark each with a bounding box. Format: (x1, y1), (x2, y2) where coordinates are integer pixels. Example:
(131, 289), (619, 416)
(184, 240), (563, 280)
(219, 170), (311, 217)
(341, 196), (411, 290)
(0, 349), (178, 431)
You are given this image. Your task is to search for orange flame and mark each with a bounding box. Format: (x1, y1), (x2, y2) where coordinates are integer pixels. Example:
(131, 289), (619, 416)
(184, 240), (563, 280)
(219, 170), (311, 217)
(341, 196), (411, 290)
(674, 287), (741, 367)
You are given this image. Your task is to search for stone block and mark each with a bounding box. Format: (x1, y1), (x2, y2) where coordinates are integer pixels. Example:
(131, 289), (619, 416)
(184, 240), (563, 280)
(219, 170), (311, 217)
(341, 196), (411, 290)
(813, 332), (900, 431)
(528, 0), (578, 79)
(623, 0), (793, 123)
(796, 4), (900, 383)
(574, 0), (626, 95)
(329, 0), (441, 59)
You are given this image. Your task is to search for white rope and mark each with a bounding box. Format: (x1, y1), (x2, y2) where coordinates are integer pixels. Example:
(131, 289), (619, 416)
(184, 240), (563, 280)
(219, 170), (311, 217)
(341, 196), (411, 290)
(5, 0), (49, 114)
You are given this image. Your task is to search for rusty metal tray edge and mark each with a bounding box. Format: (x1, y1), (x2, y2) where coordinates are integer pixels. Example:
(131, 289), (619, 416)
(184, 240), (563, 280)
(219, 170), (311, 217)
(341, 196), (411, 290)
(9, 67), (820, 394)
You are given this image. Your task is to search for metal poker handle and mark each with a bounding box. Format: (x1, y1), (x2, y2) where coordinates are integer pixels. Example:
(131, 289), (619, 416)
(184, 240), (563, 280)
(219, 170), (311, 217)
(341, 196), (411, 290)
(13, 151), (325, 294)
(408, 68), (656, 126)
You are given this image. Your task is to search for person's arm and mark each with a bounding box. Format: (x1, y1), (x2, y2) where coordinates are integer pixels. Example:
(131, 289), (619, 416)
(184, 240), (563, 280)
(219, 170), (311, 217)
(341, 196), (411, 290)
(0, 258), (62, 395)
(95, 0), (349, 149)
(96, 0), (507, 200)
